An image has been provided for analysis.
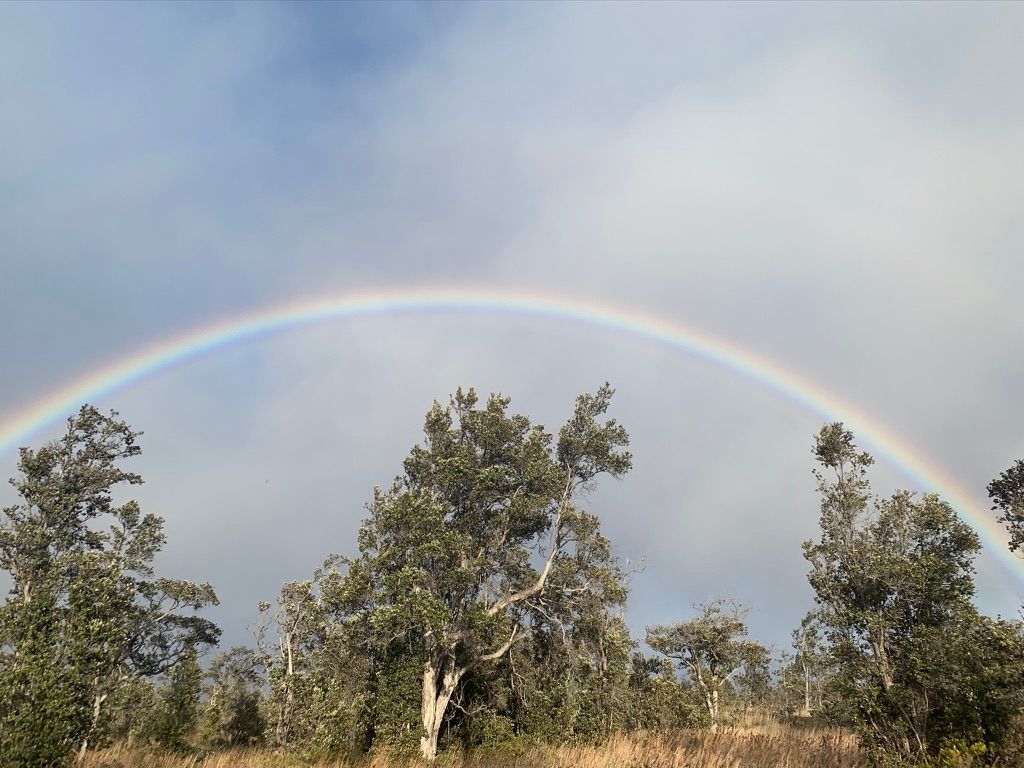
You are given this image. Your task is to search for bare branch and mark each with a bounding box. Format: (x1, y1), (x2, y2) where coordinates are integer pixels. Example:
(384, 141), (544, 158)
(480, 625), (521, 663)
(487, 469), (574, 617)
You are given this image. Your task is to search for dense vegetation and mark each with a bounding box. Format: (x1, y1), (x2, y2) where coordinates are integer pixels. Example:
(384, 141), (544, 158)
(1, 387), (1022, 767)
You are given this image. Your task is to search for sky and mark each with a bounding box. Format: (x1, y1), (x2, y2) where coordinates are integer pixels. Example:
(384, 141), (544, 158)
(1, 1), (1023, 653)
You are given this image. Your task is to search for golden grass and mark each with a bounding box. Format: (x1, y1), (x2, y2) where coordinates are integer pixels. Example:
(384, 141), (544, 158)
(83, 725), (863, 768)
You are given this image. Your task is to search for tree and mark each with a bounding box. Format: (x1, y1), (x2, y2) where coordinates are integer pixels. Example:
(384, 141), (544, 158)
(96, 675), (158, 747)
(731, 642), (772, 714)
(905, 613), (1024, 763)
(803, 422), (1024, 762)
(785, 612), (830, 717)
(0, 405), (220, 765)
(256, 564), (372, 757)
(624, 652), (693, 731)
(335, 385), (631, 759)
(151, 649), (204, 752)
(988, 459), (1024, 554)
(499, 590), (634, 744)
(257, 579), (319, 747)
(646, 598), (769, 730)
(200, 647), (265, 749)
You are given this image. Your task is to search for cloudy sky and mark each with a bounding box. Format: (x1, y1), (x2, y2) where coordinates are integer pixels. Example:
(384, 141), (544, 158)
(2, 1), (1023, 652)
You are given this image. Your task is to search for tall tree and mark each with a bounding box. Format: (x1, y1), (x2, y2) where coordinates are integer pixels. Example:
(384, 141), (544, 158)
(988, 458), (1024, 554)
(336, 385), (631, 759)
(0, 406), (220, 765)
(646, 598), (768, 730)
(803, 422), (1024, 762)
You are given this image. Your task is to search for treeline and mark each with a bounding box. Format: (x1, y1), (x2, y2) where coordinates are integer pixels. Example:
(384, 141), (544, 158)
(1, 388), (1023, 767)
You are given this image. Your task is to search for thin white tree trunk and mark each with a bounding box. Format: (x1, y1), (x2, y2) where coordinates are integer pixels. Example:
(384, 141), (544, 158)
(76, 689), (107, 761)
(803, 659), (812, 713)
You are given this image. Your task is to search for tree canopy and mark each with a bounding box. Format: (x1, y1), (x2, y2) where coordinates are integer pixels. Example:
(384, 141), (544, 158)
(647, 598), (769, 730)
(803, 422), (1024, 763)
(0, 406), (219, 766)
(326, 385), (632, 759)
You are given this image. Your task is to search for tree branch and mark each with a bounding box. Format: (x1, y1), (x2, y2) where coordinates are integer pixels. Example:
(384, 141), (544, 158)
(487, 469), (574, 617)
(480, 625), (520, 662)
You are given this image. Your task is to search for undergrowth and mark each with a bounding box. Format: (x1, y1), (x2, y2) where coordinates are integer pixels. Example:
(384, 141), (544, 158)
(83, 725), (863, 768)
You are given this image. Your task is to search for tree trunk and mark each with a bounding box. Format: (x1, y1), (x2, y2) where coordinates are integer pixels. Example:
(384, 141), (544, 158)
(275, 629), (296, 744)
(693, 665), (719, 731)
(76, 689), (107, 761)
(419, 651), (464, 760)
(803, 659), (812, 713)
(870, 634), (894, 692)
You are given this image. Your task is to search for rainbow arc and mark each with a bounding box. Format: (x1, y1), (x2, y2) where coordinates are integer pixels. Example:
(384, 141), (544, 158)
(0, 287), (1017, 584)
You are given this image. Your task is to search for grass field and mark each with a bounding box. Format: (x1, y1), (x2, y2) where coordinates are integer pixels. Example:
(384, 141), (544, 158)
(82, 725), (863, 768)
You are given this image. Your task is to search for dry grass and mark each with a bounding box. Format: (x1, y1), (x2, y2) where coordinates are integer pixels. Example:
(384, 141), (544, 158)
(83, 725), (863, 768)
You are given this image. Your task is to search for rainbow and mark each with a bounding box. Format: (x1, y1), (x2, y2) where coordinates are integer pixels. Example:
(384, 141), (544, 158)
(0, 286), (1018, 585)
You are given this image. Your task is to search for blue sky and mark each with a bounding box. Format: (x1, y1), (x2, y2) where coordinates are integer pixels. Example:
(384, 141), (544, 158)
(2, 1), (1023, 651)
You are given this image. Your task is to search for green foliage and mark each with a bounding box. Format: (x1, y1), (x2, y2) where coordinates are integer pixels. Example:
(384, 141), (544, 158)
(922, 741), (988, 768)
(0, 406), (219, 766)
(647, 598), (770, 729)
(12, 398), (1024, 766)
(908, 616), (1024, 765)
(461, 709), (517, 749)
(625, 653), (695, 730)
(151, 650), (203, 752)
(344, 385), (632, 758)
(987, 459), (1024, 554)
(0, 628), (92, 767)
(493, 611), (635, 745)
(804, 422), (1024, 764)
(98, 676), (158, 746)
(256, 568), (374, 758)
(199, 647), (265, 749)
(369, 645), (422, 753)
(773, 613), (835, 719)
